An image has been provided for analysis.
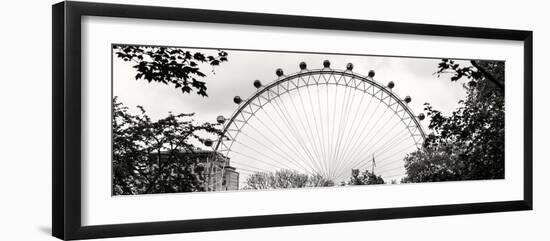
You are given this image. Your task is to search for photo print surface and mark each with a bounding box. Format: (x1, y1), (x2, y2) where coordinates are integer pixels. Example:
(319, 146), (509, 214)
(111, 44), (505, 195)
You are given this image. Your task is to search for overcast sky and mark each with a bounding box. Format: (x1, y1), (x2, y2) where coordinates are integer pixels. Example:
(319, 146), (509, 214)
(114, 48), (467, 123)
(113, 47), (469, 185)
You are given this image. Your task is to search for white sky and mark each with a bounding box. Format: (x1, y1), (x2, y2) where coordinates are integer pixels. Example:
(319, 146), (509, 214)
(113, 47), (469, 185)
(114, 48), (467, 124)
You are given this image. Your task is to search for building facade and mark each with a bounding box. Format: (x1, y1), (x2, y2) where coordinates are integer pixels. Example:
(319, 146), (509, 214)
(157, 150), (239, 191)
(201, 150), (239, 191)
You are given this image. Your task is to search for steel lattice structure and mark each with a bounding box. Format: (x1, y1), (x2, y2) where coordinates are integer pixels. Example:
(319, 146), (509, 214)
(209, 61), (427, 190)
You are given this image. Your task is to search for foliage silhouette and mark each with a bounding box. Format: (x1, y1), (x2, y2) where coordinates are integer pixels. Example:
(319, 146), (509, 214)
(348, 169), (385, 185)
(402, 60), (505, 183)
(112, 97), (223, 195)
(113, 45), (228, 97)
(244, 169), (335, 190)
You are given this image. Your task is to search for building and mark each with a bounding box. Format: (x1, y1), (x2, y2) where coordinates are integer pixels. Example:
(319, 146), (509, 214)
(200, 150), (239, 191)
(156, 150), (239, 191)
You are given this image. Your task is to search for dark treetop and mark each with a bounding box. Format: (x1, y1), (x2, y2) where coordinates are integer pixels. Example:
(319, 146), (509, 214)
(114, 45), (228, 97)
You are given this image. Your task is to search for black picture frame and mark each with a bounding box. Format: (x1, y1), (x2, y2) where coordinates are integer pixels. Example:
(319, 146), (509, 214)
(52, 1), (533, 240)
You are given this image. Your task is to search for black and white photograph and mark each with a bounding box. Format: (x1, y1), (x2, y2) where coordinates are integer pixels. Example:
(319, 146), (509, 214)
(111, 44), (505, 195)
(2, 0), (545, 240)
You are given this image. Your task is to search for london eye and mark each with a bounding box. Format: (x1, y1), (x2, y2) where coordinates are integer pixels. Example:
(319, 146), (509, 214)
(207, 60), (426, 189)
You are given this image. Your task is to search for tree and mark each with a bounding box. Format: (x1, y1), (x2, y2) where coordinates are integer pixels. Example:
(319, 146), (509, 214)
(348, 169), (385, 185)
(436, 59), (504, 91)
(402, 59), (504, 183)
(113, 45), (228, 97)
(308, 174), (336, 187)
(244, 169), (334, 190)
(112, 97), (222, 195)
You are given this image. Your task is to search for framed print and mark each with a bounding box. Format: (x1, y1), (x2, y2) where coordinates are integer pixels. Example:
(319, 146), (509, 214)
(52, 1), (533, 240)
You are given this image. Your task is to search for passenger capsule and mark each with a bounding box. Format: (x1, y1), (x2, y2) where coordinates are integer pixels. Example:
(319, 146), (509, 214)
(216, 115), (226, 124)
(299, 61), (307, 70)
(346, 63), (354, 71)
(276, 68), (284, 77)
(253, 80), (262, 88)
(404, 96), (411, 103)
(387, 81), (395, 89)
(418, 113), (425, 120)
(368, 70), (375, 78)
(204, 139), (213, 147)
(233, 96), (242, 104)
(323, 60), (331, 68)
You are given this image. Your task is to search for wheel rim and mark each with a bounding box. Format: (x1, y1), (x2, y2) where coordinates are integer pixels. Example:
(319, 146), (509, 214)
(212, 63), (426, 189)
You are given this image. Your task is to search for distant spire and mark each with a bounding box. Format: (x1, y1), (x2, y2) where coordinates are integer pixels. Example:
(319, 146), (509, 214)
(372, 154), (376, 175)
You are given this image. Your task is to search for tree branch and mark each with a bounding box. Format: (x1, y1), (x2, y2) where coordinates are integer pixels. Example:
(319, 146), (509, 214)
(470, 60), (504, 91)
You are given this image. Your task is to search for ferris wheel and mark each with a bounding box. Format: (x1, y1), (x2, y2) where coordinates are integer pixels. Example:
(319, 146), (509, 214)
(208, 60), (426, 189)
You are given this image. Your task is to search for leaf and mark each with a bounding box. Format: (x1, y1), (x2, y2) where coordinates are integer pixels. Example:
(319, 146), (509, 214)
(114, 46), (230, 96)
(181, 86), (191, 93)
(193, 52), (206, 61)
